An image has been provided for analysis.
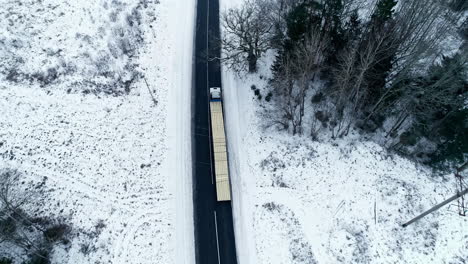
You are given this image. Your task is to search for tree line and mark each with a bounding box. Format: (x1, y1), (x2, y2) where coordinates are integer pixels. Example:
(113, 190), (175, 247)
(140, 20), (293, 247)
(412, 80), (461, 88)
(220, 0), (467, 168)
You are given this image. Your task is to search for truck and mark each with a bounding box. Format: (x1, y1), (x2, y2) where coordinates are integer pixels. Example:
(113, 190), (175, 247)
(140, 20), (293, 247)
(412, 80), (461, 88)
(209, 87), (232, 201)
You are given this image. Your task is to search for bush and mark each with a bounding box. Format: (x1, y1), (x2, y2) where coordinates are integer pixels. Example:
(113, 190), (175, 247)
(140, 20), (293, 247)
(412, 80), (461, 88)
(44, 224), (70, 242)
(429, 109), (468, 167)
(265, 92), (273, 102)
(0, 258), (12, 264)
(311, 92), (324, 104)
(25, 250), (50, 264)
(399, 131), (418, 146)
(0, 169), (72, 263)
(448, 0), (467, 11)
(315, 111), (329, 127)
(80, 242), (94, 255)
(253, 88), (262, 100)
(460, 18), (468, 40)
(262, 202), (280, 211)
(0, 217), (17, 237)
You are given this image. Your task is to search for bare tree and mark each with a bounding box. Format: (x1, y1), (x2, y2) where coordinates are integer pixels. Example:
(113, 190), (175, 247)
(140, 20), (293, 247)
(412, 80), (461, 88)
(362, 0), (458, 123)
(292, 30), (329, 135)
(329, 18), (398, 137)
(327, 0), (459, 138)
(221, 0), (273, 72)
(0, 169), (71, 262)
(269, 29), (329, 135)
(266, 0), (462, 146)
(389, 51), (467, 145)
(262, 0), (303, 48)
(270, 55), (301, 134)
(329, 43), (358, 138)
(0, 169), (47, 260)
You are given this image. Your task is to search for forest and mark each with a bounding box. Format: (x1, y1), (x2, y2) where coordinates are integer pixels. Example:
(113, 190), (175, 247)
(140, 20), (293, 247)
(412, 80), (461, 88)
(220, 0), (468, 169)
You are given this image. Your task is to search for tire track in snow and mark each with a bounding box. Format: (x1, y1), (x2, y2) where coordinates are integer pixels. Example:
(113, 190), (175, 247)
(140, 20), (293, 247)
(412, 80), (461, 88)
(256, 187), (318, 248)
(111, 206), (169, 264)
(18, 163), (168, 211)
(255, 190), (317, 264)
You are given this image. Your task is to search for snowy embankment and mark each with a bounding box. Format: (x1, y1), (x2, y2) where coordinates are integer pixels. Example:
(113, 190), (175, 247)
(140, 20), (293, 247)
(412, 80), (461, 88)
(0, 0), (194, 263)
(220, 2), (468, 264)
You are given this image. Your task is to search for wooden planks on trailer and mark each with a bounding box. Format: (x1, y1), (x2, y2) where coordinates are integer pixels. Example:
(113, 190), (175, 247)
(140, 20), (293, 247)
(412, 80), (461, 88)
(209, 101), (231, 201)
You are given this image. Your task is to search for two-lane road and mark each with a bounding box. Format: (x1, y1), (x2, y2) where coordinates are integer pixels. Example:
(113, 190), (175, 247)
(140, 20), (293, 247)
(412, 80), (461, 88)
(192, 0), (238, 263)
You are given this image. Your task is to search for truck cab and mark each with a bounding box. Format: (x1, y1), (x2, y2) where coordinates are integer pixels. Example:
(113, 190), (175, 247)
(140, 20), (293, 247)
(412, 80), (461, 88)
(210, 87), (221, 101)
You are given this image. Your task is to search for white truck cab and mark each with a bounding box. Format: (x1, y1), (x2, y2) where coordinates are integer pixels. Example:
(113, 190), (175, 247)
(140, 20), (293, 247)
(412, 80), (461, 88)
(210, 87), (221, 101)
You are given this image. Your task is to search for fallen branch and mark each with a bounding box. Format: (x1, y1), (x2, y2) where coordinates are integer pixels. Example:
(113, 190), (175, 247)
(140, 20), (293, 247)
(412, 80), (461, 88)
(144, 77), (158, 106)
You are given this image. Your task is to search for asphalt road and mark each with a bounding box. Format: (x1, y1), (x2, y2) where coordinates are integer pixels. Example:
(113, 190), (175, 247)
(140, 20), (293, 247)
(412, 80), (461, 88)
(192, 0), (238, 263)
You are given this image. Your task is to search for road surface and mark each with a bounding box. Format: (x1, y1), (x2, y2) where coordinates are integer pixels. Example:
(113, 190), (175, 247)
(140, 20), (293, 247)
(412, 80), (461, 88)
(192, 0), (238, 263)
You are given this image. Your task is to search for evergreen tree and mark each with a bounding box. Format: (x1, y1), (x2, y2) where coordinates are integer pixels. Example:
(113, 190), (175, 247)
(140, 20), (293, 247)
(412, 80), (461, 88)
(285, 1), (322, 44)
(362, 0), (398, 110)
(425, 54), (467, 166)
(396, 53), (468, 166)
(449, 0), (468, 12)
(271, 48), (287, 83)
(345, 9), (361, 43)
(372, 0), (397, 23)
(322, 0), (343, 35)
(271, 1), (322, 80)
(430, 109), (468, 167)
(322, 0), (346, 66)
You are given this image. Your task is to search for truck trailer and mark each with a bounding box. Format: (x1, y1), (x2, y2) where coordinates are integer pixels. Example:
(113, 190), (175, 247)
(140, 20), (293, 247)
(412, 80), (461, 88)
(209, 87), (232, 201)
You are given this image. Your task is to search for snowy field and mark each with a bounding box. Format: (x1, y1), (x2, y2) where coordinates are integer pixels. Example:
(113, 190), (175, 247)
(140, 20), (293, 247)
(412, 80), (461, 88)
(220, 1), (468, 264)
(0, 0), (194, 263)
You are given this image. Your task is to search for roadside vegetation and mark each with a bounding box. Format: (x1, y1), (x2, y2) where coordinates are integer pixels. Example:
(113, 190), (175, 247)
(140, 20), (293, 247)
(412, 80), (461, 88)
(0, 169), (72, 264)
(220, 0), (467, 170)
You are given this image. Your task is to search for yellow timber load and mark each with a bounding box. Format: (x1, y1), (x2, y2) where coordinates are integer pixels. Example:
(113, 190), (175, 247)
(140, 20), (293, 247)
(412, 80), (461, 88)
(209, 87), (231, 201)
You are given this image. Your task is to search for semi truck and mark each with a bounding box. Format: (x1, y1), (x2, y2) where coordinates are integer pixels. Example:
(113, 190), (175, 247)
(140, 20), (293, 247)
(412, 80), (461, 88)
(209, 87), (232, 201)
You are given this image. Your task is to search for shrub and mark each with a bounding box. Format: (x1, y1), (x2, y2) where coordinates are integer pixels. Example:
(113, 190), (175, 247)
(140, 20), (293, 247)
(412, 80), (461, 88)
(314, 111), (329, 124)
(311, 92), (324, 104)
(80, 242), (94, 255)
(253, 88), (262, 100)
(0, 217), (17, 237)
(399, 131), (418, 146)
(25, 250), (50, 264)
(0, 258), (12, 264)
(263, 202), (280, 211)
(448, 0), (467, 11)
(44, 224), (70, 242)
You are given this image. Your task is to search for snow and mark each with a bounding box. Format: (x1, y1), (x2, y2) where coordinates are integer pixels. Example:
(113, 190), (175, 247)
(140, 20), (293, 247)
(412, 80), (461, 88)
(223, 58), (468, 264)
(220, 1), (468, 264)
(0, 0), (195, 263)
